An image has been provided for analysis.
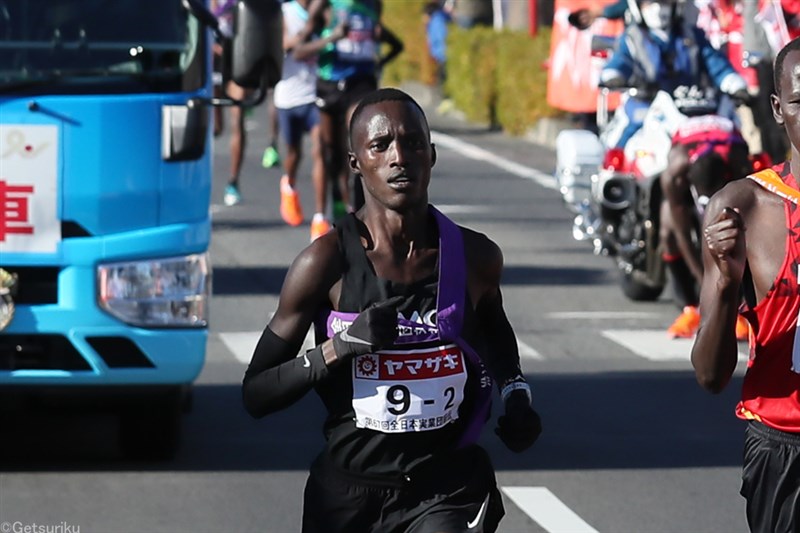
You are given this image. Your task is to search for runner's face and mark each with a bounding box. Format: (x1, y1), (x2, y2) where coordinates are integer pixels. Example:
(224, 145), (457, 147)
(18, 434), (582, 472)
(349, 100), (436, 210)
(773, 49), (800, 156)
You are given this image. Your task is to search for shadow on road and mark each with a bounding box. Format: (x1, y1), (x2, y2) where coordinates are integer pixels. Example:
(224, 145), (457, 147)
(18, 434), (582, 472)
(211, 219), (286, 232)
(212, 266), (288, 296)
(502, 265), (612, 286)
(0, 370), (745, 474)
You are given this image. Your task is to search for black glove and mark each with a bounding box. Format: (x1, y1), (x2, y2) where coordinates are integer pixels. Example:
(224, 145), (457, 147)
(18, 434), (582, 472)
(732, 89), (752, 107)
(331, 296), (402, 361)
(495, 390), (542, 453)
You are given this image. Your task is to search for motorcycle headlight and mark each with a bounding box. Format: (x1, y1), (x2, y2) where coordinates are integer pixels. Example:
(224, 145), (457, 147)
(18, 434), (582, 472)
(98, 253), (210, 328)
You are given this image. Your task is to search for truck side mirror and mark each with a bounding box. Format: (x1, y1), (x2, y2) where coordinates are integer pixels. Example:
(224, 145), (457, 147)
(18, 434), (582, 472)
(231, 0), (283, 90)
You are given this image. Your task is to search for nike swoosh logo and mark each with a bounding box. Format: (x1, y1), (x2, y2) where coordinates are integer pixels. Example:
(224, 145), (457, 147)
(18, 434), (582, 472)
(466, 497), (488, 529)
(338, 329), (371, 345)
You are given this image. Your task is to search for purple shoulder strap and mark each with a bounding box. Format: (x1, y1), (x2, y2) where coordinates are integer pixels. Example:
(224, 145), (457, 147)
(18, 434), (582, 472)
(430, 206), (465, 341)
(430, 207), (492, 448)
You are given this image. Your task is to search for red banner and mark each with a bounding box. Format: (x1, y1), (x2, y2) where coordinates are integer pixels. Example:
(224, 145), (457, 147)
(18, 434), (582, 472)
(547, 0), (624, 113)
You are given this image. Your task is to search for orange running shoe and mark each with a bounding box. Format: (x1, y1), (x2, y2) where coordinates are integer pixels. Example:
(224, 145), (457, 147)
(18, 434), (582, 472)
(735, 315), (751, 341)
(280, 176), (304, 226)
(310, 215), (332, 242)
(667, 305), (701, 338)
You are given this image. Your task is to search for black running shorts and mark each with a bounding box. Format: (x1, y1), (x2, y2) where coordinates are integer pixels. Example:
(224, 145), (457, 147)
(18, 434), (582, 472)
(740, 421), (800, 533)
(301, 445), (505, 533)
(315, 74), (378, 114)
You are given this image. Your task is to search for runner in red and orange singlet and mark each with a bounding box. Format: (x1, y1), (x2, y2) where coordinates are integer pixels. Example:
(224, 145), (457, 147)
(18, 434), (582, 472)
(692, 37), (800, 533)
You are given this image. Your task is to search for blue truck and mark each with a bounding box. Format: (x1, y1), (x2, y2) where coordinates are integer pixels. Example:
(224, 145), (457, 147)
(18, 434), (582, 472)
(0, 0), (280, 459)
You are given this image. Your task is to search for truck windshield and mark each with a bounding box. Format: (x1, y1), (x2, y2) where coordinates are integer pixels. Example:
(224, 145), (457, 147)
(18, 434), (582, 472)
(0, 0), (203, 94)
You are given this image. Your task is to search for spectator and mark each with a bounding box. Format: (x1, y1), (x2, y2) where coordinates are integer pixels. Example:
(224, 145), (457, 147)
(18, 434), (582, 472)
(423, 1), (450, 87)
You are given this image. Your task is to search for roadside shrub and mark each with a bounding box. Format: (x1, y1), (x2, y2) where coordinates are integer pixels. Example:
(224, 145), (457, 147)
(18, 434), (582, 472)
(495, 27), (562, 135)
(381, 0), (437, 87)
(378, 4), (562, 134)
(444, 26), (499, 125)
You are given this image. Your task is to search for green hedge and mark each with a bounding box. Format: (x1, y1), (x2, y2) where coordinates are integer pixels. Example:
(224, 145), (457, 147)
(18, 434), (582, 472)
(494, 27), (562, 135)
(445, 26), (563, 133)
(444, 26), (499, 124)
(381, 0), (437, 86)
(380, 3), (562, 135)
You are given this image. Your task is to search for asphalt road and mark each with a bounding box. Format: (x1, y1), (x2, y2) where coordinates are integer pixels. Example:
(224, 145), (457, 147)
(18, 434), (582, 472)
(0, 95), (750, 533)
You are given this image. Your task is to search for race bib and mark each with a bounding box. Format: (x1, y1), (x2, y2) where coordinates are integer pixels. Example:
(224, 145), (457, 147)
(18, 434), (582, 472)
(335, 33), (376, 62)
(352, 344), (467, 433)
(335, 12), (376, 62)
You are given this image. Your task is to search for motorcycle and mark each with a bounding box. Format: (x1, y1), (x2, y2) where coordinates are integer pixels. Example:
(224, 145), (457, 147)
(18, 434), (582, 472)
(560, 86), (686, 301)
(556, 34), (740, 301)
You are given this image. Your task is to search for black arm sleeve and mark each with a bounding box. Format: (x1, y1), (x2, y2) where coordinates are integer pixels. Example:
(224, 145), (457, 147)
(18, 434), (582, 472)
(242, 326), (330, 418)
(476, 289), (525, 390)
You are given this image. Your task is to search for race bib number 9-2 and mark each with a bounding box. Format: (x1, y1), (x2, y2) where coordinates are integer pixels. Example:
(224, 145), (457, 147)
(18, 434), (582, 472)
(352, 344), (467, 433)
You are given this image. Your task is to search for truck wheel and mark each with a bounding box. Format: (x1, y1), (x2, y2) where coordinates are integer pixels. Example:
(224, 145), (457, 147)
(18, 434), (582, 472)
(621, 270), (664, 302)
(119, 388), (183, 461)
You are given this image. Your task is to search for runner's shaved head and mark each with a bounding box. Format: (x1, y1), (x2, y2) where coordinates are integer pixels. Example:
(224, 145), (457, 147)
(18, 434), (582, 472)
(349, 88), (429, 147)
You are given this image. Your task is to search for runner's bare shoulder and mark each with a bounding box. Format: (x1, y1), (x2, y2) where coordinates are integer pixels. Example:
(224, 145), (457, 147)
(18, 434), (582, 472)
(461, 226), (503, 284)
(280, 228), (343, 304)
(706, 176), (767, 222)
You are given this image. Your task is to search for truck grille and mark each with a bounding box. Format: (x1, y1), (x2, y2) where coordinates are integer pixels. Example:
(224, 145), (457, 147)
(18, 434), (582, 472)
(3, 267), (58, 304)
(86, 337), (154, 368)
(0, 334), (90, 371)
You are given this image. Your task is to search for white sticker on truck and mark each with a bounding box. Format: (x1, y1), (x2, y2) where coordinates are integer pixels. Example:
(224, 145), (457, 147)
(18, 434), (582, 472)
(0, 125), (60, 254)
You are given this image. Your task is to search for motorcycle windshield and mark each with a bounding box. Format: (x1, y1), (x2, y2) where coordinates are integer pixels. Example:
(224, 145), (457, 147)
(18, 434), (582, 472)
(0, 0), (203, 95)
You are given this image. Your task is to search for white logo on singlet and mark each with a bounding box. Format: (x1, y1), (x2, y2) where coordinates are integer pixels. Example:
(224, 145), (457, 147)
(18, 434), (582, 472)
(466, 496), (489, 529)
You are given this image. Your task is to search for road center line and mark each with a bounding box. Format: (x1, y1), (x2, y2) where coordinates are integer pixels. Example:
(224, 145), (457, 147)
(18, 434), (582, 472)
(502, 487), (600, 533)
(431, 131), (558, 190)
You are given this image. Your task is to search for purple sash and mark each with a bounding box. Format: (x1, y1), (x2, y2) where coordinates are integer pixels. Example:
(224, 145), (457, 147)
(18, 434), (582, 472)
(319, 206), (493, 447)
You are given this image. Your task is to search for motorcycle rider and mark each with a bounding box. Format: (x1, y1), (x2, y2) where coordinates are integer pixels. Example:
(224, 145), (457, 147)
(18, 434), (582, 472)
(599, 0), (753, 337)
(599, 0), (750, 150)
(660, 114), (754, 338)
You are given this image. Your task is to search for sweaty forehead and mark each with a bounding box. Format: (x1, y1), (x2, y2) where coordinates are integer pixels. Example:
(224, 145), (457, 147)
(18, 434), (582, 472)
(353, 101), (428, 142)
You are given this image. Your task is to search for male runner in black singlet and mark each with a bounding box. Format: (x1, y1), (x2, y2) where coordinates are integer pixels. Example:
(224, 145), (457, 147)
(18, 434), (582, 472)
(242, 88), (542, 533)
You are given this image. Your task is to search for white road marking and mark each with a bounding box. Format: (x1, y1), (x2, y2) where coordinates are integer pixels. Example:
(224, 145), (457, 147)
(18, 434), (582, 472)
(435, 204), (494, 215)
(431, 131), (558, 190)
(220, 329), (315, 365)
(601, 329), (749, 361)
(502, 487), (600, 533)
(518, 338), (544, 360)
(219, 332), (261, 364)
(548, 311), (659, 320)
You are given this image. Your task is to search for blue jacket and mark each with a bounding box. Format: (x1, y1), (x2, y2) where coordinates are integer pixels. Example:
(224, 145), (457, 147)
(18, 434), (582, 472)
(427, 10), (450, 65)
(602, 24), (743, 110)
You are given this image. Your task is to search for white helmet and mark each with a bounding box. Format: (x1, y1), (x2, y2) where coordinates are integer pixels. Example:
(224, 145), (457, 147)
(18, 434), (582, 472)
(628, 0), (678, 30)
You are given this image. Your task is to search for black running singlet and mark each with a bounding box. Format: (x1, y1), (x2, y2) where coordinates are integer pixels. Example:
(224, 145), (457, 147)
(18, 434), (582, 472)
(312, 208), (493, 476)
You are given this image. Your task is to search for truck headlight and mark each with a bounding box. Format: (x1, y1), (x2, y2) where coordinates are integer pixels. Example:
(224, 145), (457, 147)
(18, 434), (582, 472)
(98, 253), (210, 328)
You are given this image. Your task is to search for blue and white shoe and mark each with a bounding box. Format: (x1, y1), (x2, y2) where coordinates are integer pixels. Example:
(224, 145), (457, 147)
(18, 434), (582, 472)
(223, 184), (241, 206)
